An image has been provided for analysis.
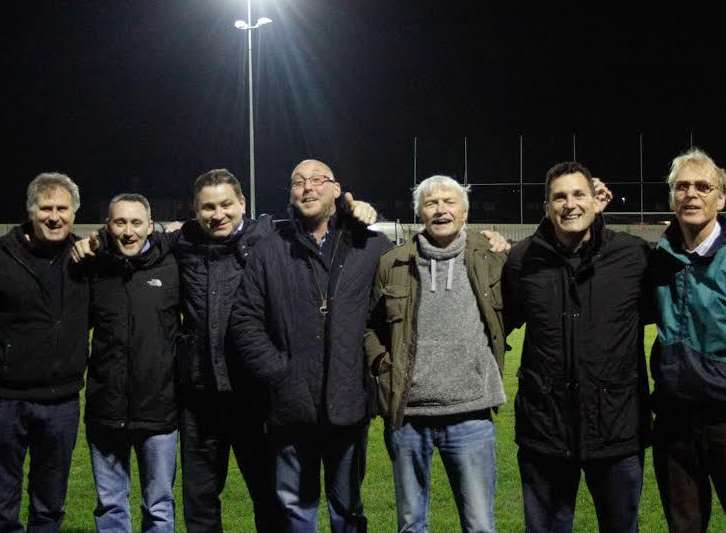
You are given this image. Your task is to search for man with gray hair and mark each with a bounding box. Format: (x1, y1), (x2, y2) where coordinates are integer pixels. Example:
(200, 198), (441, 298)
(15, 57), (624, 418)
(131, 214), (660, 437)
(365, 175), (507, 533)
(0, 173), (89, 532)
(650, 148), (726, 532)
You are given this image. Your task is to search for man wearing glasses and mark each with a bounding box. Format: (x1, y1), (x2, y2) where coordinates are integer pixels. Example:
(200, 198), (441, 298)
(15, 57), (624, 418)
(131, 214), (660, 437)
(650, 148), (726, 532)
(228, 159), (391, 532)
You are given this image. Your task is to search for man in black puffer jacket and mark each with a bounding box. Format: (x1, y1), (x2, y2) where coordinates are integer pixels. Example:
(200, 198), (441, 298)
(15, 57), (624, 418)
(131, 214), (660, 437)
(503, 162), (652, 533)
(228, 159), (391, 533)
(84, 194), (180, 533)
(0, 173), (89, 533)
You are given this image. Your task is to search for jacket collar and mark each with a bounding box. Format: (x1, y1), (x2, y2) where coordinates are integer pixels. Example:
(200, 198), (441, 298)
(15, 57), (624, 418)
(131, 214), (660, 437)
(96, 227), (164, 270)
(658, 214), (726, 262)
(288, 207), (338, 248)
(180, 217), (253, 250)
(532, 214), (605, 262)
(400, 229), (490, 263)
(3, 223), (74, 261)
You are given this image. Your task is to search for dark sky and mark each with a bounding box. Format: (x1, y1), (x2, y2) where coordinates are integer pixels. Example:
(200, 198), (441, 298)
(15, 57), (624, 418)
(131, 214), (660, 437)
(4, 1), (725, 223)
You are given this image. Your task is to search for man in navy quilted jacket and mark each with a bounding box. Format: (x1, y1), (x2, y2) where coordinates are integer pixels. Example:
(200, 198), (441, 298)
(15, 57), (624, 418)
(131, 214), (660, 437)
(228, 159), (391, 533)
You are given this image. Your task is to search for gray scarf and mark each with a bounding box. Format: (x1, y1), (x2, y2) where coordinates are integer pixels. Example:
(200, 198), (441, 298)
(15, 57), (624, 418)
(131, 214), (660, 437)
(417, 229), (467, 291)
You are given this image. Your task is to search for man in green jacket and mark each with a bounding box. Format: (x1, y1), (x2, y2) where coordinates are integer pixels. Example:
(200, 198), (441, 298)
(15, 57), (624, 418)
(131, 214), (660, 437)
(651, 148), (726, 533)
(365, 175), (507, 533)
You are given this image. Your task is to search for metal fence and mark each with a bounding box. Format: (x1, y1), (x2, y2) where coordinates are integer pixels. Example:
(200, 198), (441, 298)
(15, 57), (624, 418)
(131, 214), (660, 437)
(404, 131), (714, 224)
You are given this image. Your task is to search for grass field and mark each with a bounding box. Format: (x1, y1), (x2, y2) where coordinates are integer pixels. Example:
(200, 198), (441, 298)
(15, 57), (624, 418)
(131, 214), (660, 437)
(20, 325), (726, 531)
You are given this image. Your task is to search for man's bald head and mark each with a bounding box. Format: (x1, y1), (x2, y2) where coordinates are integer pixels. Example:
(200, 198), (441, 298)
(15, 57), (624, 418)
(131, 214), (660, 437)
(290, 159), (335, 181)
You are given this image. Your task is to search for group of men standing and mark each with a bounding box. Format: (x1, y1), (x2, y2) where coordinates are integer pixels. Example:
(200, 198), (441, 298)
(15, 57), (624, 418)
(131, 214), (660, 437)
(1, 147), (726, 533)
(0, 160), (379, 533)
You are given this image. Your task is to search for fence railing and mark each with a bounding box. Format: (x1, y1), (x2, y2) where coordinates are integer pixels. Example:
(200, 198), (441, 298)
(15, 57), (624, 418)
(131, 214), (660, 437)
(405, 132), (707, 223)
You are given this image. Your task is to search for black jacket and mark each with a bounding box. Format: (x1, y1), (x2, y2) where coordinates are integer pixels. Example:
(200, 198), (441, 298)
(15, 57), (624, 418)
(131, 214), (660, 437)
(85, 230), (180, 433)
(0, 225), (90, 400)
(170, 216), (274, 392)
(228, 212), (392, 427)
(503, 216), (652, 461)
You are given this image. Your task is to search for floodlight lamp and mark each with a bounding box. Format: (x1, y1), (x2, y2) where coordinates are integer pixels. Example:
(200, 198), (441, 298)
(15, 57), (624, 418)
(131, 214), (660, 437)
(256, 17), (272, 26)
(234, 20), (249, 30)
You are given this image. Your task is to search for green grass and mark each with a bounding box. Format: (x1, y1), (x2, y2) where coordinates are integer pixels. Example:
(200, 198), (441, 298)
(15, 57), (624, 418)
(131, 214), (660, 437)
(20, 325), (726, 531)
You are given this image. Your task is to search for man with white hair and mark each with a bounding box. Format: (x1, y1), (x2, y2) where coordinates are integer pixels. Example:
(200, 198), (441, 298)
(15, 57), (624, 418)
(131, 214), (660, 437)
(365, 175), (507, 533)
(0, 173), (89, 532)
(651, 148), (726, 532)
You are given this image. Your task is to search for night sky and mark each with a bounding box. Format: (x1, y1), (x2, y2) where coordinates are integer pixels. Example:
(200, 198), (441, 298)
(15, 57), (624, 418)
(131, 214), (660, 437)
(4, 1), (725, 223)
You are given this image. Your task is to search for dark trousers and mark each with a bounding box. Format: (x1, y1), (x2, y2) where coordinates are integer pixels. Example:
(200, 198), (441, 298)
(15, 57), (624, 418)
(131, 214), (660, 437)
(0, 396), (80, 533)
(179, 390), (278, 533)
(518, 448), (643, 533)
(653, 412), (726, 533)
(270, 424), (368, 533)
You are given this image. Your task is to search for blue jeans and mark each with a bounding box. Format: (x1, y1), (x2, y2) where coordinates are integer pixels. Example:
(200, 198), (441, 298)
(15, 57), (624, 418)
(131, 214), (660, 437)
(271, 424), (368, 533)
(384, 414), (497, 533)
(0, 396), (79, 533)
(88, 427), (177, 533)
(518, 448), (643, 533)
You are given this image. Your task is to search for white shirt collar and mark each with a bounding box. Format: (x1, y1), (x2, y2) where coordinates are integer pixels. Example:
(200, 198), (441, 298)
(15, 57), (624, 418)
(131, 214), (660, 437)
(686, 220), (721, 256)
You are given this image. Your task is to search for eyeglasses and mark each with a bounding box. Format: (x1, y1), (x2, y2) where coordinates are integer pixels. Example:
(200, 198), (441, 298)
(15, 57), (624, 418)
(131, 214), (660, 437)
(672, 180), (719, 196)
(291, 175), (335, 190)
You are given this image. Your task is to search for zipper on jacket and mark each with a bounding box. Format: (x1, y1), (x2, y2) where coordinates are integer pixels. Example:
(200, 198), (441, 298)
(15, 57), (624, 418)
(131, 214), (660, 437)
(563, 266), (578, 459)
(306, 229), (344, 419)
(53, 259), (67, 379)
(122, 276), (133, 429)
(677, 265), (691, 341)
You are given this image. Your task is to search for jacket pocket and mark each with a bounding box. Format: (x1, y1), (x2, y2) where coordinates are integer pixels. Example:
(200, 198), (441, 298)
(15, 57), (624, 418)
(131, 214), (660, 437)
(597, 380), (638, 444)
(487, 271), (504, 310)
(382, 285), (408, 323)
(515, 368), (559, 444)
(374, 353), (393, 418)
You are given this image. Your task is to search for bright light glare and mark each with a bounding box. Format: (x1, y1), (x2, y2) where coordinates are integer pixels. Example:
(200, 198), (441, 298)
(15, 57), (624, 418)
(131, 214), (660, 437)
(256, 17), (272, 26)
(234, 20), (249, 29)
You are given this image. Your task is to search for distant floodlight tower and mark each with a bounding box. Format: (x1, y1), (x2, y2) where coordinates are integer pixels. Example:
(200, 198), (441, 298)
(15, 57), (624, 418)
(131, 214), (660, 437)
(234, 1), (272, 219)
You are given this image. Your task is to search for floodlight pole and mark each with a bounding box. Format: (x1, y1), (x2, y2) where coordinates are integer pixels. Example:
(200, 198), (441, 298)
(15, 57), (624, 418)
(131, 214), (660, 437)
(246, 0), (256, 219)
(234, 1), (272, 219)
